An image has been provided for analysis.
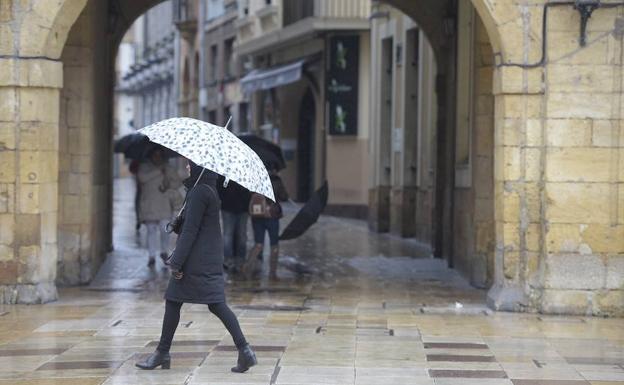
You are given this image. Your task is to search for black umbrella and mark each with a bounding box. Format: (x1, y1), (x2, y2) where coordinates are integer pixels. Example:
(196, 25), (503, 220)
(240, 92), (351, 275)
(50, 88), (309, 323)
(114, 133), (177, 160)
(279, 181), (329, 241)
(239, 134), (286, 171)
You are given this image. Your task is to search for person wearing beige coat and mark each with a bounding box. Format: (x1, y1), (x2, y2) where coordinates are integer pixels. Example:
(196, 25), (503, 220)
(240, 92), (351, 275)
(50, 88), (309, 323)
(137, 149), (183, 266)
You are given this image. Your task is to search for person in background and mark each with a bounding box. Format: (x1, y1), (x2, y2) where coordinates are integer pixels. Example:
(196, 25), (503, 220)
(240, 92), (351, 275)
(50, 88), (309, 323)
(217, 177), (251, 276)
(137, 148), (182, 266)
(242, 168), (289, 281)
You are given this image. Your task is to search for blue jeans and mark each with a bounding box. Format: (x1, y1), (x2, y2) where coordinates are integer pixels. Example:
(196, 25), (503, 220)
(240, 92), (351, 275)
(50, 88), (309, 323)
(252, 218), (279, 246)
(222, 211), (249, 264)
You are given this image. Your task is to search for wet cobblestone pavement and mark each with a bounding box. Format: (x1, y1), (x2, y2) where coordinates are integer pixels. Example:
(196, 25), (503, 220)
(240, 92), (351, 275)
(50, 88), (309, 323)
(0, 178), (622, 385)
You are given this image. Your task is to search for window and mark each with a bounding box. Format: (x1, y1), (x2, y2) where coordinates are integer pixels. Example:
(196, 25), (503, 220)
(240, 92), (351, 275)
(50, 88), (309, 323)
(209, 44), (218, 83)
(225, 1), (237, 13)
(174, 0), (190, 23)
(240, 0), (249, 16)
(206, 0), (225, 21)
(239, 103), (249, 132)
(283, 0), (314, 26)
(223, 38), (235, 78)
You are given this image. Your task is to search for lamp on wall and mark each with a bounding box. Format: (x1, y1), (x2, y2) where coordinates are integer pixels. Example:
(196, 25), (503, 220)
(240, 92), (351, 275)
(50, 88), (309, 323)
(369, 0), (390, 20)
(574, 0), (601, 46)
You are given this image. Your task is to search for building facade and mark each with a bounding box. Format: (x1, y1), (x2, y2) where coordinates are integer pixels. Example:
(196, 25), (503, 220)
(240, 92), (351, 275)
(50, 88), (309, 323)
(1, 0), (624, 316)
(236, 0), (372, 210)
(200, 0), (248, 131)
(117, 2), (178, 128)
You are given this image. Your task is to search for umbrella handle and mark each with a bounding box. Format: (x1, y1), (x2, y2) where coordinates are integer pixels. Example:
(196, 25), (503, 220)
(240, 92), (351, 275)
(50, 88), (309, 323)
(176, 203), (186, 217)
(175, 167), (206, 217)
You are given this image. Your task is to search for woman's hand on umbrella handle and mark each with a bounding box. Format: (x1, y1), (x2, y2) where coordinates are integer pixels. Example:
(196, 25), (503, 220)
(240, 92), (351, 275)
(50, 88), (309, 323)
(171, 269), (183, 280)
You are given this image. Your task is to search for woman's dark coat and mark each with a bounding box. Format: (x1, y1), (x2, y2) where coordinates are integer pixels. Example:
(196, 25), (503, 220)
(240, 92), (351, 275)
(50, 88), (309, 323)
(165, 165), (225, 304)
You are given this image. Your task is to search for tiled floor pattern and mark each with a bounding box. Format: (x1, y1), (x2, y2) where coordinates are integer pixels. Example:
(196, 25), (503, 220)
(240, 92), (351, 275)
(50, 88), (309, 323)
(0, 287), (623, 385)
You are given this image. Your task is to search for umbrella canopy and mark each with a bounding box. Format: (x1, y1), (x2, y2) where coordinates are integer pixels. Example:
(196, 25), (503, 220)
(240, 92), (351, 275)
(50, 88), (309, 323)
(114, 133), (149, 159)
(139, 117), (275, 201)
(280, 181), (328, 241)
(238, 134), (286, 171)
(114, 132), (177, 160)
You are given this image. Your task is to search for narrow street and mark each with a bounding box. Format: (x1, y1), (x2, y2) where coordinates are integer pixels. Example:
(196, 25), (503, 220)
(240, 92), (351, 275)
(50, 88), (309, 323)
(0, 178), (621, 385)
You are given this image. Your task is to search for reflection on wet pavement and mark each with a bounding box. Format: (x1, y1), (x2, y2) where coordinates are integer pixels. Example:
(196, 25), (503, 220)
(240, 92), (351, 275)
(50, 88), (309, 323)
(0, 178), (622, 385)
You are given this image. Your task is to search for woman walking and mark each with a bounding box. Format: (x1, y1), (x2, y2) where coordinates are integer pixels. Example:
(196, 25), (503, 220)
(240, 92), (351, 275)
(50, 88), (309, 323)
(136, 160), (257, 372)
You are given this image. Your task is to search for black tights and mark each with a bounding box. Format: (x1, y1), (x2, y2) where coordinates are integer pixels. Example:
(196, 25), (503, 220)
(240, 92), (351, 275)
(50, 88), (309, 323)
(157, 300), (247, 353)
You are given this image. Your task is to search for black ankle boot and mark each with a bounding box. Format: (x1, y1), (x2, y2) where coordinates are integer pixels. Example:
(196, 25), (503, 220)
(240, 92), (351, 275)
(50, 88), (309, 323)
(135, 350), (171, 370)
(231, 344), (257, 373)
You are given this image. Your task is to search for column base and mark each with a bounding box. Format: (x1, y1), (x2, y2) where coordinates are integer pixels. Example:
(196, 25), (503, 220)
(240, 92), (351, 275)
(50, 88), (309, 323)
(390, 187), (417, 237)
(0, 282), (58, 304)
(368, 186), (390, 233)
(486, 283), (528, 312)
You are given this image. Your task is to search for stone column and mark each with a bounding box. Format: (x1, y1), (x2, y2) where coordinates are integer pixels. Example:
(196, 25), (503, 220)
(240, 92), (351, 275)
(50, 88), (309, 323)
(486, 2), (624, 316)
(0, 57), (63, 303)
(0, 0), (87, 303)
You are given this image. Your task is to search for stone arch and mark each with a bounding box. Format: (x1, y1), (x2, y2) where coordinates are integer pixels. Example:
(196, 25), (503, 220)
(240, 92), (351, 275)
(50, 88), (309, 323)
(50, 0), (176, 288)
(109, 0), (171, 52)
(376, 0), (503, 288)
(16, 0), (88, 59)
(382, 0), (504, 65)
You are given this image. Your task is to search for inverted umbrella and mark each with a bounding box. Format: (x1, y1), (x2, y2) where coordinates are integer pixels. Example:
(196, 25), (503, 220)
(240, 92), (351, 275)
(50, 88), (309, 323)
(279, 181), (328, 241)
(238, 134), (286, 171)
(139, 117), (275, 201)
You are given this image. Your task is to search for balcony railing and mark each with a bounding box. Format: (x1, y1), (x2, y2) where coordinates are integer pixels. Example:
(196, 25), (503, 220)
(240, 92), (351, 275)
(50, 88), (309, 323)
(174, 0), (194, 23)
(283, 0), (370, 26)
(174, 0), (197, 38)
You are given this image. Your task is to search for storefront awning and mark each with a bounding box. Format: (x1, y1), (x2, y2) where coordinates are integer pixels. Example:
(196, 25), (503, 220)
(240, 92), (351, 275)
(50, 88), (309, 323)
(240, 59), (305, 94)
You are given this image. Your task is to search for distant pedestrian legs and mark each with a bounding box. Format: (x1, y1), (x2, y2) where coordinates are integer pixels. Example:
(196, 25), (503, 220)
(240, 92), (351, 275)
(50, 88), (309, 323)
(222, 211), (249, 272)
(145, 219), (170, 266)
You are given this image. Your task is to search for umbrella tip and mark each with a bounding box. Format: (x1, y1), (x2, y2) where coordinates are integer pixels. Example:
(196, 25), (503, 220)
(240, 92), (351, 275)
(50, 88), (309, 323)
(223, 177), (230, 188)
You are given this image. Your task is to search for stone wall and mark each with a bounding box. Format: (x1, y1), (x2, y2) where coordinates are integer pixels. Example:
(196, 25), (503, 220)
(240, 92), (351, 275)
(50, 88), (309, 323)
(0, 0), (86, 303)
(539, 5), (624, 315)
(484, 2), (624, 316)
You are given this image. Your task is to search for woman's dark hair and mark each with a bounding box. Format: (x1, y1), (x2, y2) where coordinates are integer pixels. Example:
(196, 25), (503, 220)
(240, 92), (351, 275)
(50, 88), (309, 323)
(185, 160), (218, 188)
